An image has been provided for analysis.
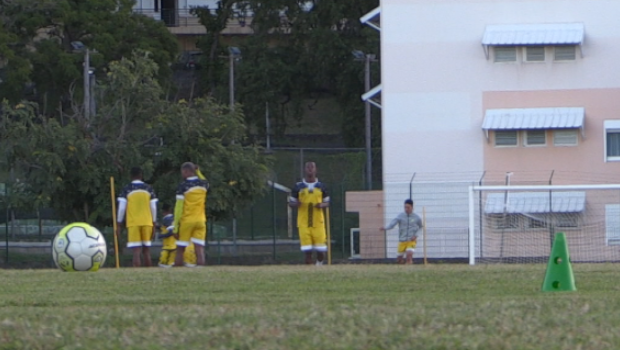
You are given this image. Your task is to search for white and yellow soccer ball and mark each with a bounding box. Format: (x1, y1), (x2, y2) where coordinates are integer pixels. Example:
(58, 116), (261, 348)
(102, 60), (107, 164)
(52, 223), (107, 272)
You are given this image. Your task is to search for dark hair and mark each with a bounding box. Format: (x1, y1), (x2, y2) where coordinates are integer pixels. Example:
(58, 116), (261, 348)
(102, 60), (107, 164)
(181, 162), (196, 171)
(130, 167), (143, 179)
(162, 203), (171, 212)
(404, 199), (413, 206)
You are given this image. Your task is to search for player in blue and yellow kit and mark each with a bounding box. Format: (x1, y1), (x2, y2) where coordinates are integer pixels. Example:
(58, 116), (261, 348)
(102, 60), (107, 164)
(117, 167), (157, 267)
(158, 203), (197, 268)
(289, 162), (330, 265)
(173, 162), (209, 267)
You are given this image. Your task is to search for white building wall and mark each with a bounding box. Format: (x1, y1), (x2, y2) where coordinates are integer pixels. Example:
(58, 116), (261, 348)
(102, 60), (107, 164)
(380, 0), (620, 257)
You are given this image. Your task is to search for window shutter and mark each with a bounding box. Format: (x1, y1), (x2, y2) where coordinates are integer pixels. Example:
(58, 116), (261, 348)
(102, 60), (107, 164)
(495, 131), (518, 146)
(553, 130), (578, 146)
(525, 130), (546, 145)
(554, 46), (576, 61)
(494, 46), (517, 62)
(526, 46), (545, 61)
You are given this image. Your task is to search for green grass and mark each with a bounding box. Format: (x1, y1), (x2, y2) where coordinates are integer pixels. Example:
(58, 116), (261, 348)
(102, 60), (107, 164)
(1, 264), (620, 349)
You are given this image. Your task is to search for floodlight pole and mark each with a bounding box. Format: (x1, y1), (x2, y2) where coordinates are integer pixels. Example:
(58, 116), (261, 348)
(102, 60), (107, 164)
(229, 48), (238, 255)
(229, 53), (235, 111)
(83, 49), (90, 121)
(364, 54), (372, 191)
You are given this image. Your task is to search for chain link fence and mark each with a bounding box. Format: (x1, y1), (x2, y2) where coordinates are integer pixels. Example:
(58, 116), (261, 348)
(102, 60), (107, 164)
(0, 148), (382, 268)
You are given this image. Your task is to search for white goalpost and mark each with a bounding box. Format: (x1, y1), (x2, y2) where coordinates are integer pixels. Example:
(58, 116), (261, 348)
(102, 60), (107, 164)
(468, 184), (620, 265)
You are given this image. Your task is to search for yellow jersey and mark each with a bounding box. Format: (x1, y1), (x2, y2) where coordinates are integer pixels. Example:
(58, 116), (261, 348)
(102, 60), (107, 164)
(159, 214), (176, 250)
(118, 180), (157, 227)
(176, 176), (208, 224)
(290, 180), (329, 228)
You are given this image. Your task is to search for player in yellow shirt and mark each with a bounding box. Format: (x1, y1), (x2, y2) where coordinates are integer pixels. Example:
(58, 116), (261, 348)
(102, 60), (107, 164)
(173, 162), (209, 267)
(158, 203), (196, 268)
(289, 162), (330, 265)
(117, 167), (157, 267)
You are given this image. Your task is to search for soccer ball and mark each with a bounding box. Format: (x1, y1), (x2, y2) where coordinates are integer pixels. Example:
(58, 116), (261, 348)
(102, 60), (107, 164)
(52, 223), (107, 272)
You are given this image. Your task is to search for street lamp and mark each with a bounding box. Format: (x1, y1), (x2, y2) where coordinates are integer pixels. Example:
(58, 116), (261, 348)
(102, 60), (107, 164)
(72, 41), (96, 120)
(227, 46), (242, 255)
(228, 46), (241, 110)
(353, 50), (378, 191)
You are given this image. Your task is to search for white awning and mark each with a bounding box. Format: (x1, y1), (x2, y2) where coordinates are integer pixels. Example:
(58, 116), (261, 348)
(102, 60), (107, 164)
(360, 7), (380, 32)
(485, 191), (586, 214)
(482, 107), (584, 130)
(361, 84), (382, 109)
(482, 23), (584, 46)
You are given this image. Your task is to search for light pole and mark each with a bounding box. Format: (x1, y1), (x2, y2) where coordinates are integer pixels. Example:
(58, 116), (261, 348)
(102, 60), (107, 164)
(72, 41), (96, 120)
(228, 46), (241, 254)
(353, 50), (378, 190)
(228, 46), (241, 110)
(83, 48), (91, 120)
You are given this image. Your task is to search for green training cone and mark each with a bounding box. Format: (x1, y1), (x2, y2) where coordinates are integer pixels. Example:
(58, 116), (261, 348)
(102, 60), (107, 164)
(542, 232), (576, 292)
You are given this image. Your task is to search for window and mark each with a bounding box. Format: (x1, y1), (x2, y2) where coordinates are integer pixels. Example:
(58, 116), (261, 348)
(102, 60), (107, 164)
(495, 131), (518, 147)
(554, 46), (576, 61)
(524, 130), (546, 146)
(605, 121), (620, 161)
(525, 46), (545, 62)
(607, 131), (620, 159)
(554, 130), (578, 146)
(528, 216), (548, 229)
(606, 204), (620, 245)
(494, 46), (517, 62)
(556, 214), (580, 228)
(490, 214), (520, 229)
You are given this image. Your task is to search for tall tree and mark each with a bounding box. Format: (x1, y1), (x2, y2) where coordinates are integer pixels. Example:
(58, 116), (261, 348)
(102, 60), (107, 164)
(192, 0), (380, 146)
(0, 0), (179, 112)
(0, 52), (271, 227)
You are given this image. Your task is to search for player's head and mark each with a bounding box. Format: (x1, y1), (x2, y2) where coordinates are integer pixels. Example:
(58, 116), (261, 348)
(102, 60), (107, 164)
(304, 162), (317, 179)
(130, 167), (143, 180)
(181, 162), (197, 179)
(162, 203), (171, 215)
(404, 199), (413, 214)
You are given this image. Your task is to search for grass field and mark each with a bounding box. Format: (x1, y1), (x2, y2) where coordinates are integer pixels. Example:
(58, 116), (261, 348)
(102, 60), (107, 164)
(1, 264), (620, 350)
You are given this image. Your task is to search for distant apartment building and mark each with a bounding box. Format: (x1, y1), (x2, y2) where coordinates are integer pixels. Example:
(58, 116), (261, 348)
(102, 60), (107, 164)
(349, 0), (620, 261)
(132, 0), (253, 50)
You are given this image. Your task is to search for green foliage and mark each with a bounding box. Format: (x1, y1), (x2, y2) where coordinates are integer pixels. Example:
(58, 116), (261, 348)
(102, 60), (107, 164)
(0, 52), (271, 226)
(193, 0), (380, 146)
(0, 0), (179, 111)
(152, 98), (272, 221)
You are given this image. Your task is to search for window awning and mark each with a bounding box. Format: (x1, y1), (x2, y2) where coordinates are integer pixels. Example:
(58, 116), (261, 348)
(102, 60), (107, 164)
(482, 23), (584, 46)
(482, 23), (584, 58)
(482, 107), (584, 138)
(485, 191), (586, 214)
(360, 7), (380, 32)
(361, 84), (382, 109)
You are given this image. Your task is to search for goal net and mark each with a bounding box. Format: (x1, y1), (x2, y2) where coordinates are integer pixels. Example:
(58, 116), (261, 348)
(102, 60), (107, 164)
(469, 184), (620, 265)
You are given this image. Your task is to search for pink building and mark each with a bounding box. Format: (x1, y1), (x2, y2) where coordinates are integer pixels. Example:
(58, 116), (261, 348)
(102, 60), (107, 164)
(349, 0), (620, 261)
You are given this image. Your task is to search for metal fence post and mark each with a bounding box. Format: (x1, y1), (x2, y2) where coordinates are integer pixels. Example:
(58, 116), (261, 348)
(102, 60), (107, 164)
(272, 182), (277, 261)
(341, 182), (345, 259)
(5, 182), (8, 264)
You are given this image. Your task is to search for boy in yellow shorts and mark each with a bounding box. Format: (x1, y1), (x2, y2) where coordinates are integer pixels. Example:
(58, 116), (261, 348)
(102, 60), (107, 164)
(173, 162), (208, 267)
(381, 199), (423, 265)
(117, 167), (157, 267)
(158, 203), (197, 268)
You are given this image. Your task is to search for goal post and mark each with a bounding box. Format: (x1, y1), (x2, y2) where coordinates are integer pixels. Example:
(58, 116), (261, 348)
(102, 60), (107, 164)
(469, 184), (620, 265)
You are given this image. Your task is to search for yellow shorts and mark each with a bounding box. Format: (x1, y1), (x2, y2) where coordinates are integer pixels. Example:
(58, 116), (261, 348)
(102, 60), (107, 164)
(299, 226), (326, 252)
(397, 241), (417, 256)
(127, 226), (153, 248)
(159, 244), (196, 266)
(178, 221), (207, 247)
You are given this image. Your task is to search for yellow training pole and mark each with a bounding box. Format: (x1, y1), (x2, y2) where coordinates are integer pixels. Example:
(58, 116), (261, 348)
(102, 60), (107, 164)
(423, 207), (428, 266)
(326, 207), (332, 265)
(110, 177), (120, 269)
